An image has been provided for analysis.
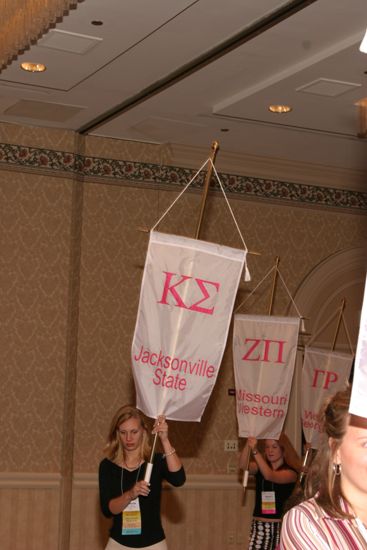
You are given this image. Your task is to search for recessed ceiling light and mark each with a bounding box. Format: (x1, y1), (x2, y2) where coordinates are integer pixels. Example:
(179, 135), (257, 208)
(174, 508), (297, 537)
(20, 62), (46, 73)
(268, 104), (292, 114)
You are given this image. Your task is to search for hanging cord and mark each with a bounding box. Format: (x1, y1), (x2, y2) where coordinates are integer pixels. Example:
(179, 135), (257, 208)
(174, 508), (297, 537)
(307, 304), (355, 354)
(151, 157), (251, 255)
(151, 158), (210, 231)
(276, 269), (302, 318)
(306, 306), (340, 348)
(155, 145), (165, 236)
(235, 264), (304, 322)
(210, 159), (248, 252)
(150, 156), (251, 280)
(235, 265), (276, 313)
(341, 314), (355, 355)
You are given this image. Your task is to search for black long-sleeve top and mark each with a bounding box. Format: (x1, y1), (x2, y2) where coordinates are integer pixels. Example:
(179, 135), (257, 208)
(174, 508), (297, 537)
(99, 453), (185, 548)
(253, 464), (296, 520)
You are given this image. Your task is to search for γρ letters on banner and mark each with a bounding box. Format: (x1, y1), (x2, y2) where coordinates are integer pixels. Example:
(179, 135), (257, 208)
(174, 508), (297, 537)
(302, 347), (353, 449)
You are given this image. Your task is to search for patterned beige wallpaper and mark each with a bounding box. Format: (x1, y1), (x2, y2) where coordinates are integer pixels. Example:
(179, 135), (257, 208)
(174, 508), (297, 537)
(0, 122), (366, 549)
(0, 169), (72, 472)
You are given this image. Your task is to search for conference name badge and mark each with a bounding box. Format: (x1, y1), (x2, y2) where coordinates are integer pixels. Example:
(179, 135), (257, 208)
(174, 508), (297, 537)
(261, 491), (276, 515)
(122, 498), (142, 535)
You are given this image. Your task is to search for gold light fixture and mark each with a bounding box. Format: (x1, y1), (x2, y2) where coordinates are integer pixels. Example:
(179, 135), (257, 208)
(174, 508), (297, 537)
(268, 104), (292, 114)
(0, 1), (82, 71)
(20, 62), (46, 73)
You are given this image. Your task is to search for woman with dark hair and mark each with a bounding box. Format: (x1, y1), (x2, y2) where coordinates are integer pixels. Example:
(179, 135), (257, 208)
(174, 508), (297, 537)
(99, 405), (185, 550)
(239, 433), (302, 549)
(280, 386), (367, 549)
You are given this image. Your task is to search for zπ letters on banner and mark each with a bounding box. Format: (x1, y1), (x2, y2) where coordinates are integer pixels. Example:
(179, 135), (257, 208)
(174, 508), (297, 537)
(302, 347), (353, 449)
(233, 315), (300, 439)
(131, 231), (246, 421)
(349, 275), (367, 418)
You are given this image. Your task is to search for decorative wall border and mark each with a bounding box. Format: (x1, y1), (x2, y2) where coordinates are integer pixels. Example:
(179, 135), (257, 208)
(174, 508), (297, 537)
(0, 142), (366, 211)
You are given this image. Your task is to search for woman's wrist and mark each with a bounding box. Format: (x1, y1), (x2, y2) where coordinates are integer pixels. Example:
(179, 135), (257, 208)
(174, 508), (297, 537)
(162, 438), (173, 451)
(252, 448), (258, 456)
(161, 437), (178, 458)
(163, 447), (176, 458)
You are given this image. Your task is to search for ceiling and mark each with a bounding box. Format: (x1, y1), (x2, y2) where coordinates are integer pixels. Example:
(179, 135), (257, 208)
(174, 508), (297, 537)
(1, 0), (367, 183)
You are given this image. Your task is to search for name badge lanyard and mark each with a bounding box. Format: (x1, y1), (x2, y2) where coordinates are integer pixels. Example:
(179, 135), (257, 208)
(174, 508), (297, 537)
(121, 464), (143, 535)
(261, 478), (276, 515)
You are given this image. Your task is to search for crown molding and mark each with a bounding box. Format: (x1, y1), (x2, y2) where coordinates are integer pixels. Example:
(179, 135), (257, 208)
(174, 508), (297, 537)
(167, 142), (367, 192)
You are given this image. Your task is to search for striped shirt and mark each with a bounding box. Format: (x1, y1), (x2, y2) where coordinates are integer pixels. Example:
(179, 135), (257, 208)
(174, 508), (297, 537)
(279, 497), (367, 549)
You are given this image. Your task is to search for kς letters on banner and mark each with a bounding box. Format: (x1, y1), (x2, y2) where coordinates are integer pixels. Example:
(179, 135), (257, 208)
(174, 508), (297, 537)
(349, 275), (367, 418)
(131, 231), (246, 421)
(302, 347), (353, 449)
(233, 315), (300, 439)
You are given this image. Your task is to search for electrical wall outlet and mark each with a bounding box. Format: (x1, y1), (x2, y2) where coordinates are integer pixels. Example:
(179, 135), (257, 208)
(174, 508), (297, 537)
(224, 439), (238, 452)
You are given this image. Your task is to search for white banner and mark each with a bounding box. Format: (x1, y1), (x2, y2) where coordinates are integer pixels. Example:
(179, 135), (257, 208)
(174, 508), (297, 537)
(233, 315), (300, 439)
(350, 275), (367, 418)
(132, 231), (246, 421)
(302, 347), (353, 449)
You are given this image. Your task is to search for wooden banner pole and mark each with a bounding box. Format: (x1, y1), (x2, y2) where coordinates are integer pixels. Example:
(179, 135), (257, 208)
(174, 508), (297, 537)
(299, 446), (311, 485)
(194, 140), (219, 239)
(268, 256), (280, 315)
(146, 141), (220, 480)
(242, 444), (251, 491)
(331, 298), (346, 351)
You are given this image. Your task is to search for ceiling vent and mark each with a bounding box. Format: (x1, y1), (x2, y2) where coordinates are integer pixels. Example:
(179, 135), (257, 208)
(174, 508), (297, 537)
(4, 100), (85, 122)
(38, 29), (102, 55)
(296, 78), (361, 97)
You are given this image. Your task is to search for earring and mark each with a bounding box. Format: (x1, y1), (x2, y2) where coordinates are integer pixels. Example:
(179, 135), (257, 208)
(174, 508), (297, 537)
(333, 463), (342, 476)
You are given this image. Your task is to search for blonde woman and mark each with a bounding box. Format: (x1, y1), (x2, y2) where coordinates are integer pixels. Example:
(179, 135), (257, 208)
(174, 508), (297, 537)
(99, 405), (185, 550)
